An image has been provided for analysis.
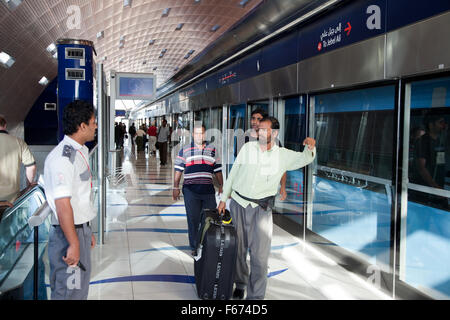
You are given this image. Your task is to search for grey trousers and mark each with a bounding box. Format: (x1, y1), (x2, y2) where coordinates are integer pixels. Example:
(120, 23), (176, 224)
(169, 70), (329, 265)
(230, 198), (273, 300)
(48, 224), (92, 300)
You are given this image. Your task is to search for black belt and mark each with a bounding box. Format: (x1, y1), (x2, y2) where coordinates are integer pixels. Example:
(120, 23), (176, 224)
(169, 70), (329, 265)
(53, 222), (90, 229)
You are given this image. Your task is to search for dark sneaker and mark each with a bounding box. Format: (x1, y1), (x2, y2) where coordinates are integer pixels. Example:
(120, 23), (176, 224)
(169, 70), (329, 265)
(232, 288), (245, 300)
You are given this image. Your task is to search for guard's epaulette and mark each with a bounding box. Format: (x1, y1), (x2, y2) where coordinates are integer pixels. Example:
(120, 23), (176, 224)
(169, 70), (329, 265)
(62, 145), (76, 163)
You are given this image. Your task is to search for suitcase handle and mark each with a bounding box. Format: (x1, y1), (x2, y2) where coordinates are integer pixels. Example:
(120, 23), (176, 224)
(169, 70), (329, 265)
(197, 209), (233, 252)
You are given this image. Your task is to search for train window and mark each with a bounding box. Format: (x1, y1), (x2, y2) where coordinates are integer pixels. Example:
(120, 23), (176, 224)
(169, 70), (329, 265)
(402, 76), (450, 299)
(210, 107), (223, 145)
(309, 85), (395, 268)
(228, 104), (246, 173)
(314, 86), (395, 180)
(274, 96), (307, 227)
(194, 108), (210, 130)
(284, 96), (306, 152)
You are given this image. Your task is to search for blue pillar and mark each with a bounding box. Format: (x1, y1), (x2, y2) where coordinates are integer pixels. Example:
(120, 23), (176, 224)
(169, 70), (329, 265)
(56, 39), (95, 142)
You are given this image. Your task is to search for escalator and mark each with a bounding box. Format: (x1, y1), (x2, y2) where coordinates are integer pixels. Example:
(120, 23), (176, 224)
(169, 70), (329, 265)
(0, 185), (51, 300)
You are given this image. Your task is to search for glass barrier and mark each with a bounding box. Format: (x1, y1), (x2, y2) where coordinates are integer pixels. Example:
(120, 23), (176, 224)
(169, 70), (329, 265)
(309, 85), (396, 271)
(274, 96), (307, 226)
(402, 76), (450, 299)
(88, 145), (101, 243)
(0, 185), (50, 300)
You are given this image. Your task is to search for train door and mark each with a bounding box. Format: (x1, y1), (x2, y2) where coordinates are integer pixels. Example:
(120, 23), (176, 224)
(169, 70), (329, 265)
(400, 76), (450, 298)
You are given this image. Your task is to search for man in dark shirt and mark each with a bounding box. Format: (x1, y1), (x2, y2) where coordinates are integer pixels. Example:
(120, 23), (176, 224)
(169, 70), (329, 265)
(411, 114), (447, 208)
(173, 124), (223, 256)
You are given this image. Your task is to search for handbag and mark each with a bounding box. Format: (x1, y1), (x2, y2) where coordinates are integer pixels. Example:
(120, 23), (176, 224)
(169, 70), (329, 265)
(234, 191), (276, 211)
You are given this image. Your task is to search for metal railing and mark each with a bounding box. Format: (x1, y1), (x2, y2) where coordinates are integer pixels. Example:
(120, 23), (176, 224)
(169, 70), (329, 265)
(27, 201), (51, 300)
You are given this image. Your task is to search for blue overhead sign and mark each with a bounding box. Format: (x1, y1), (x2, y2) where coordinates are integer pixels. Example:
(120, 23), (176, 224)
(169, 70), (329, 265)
(300, 0), (387, 60)
(386, 0), (450, 32)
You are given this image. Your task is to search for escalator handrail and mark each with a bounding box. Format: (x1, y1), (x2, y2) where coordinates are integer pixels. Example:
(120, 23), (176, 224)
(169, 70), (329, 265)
(1, 185), (45, 222)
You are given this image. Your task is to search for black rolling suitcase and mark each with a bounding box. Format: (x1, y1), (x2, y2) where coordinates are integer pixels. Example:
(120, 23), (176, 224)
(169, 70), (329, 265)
(194, 208), (237, 300)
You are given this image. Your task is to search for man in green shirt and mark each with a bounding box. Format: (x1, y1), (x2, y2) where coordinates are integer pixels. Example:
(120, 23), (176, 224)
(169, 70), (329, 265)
(218, 116), (316, 300)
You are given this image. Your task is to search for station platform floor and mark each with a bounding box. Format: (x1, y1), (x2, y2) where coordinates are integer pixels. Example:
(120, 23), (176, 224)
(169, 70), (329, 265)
(46, 142), (392, 300)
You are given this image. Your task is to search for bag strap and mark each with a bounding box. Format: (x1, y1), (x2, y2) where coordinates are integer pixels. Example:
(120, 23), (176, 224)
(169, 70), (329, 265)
(199, 216), (212, 247)
(212, 225), (226, 299)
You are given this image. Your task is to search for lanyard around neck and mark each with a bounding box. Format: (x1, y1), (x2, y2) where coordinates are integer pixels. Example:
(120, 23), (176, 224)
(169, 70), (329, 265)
(77, 150), (92, 189)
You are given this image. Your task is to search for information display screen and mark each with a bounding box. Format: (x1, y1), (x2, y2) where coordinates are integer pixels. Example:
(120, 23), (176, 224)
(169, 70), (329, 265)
(116, 73), (156, 100)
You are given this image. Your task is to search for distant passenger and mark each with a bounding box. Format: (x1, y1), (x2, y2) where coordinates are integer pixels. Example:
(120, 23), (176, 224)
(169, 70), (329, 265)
(114, 122), (120, 149)
(0, 115), (37, 203)
(218, 116), (316, 300)
(245, 108), (287, 201)
(173, 123), (223, 256)
(135, 125), (146, 152)
(147, 121), (157, 156)
(118, 122), (126, 148)
(157, 119), (171, 166)
(128, 123), (136, 146)
(44, 100), (97, 300)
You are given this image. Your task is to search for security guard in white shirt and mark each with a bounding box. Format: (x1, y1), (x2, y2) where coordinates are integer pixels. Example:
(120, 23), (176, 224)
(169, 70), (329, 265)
(44, 100), (97, 300)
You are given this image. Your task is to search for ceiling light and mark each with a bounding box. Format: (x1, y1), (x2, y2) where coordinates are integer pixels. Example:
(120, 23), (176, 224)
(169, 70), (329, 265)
(175, 23), (184, 31)
(143, 60), (147, 65)
(184, 49), (195, 59)
(161, 49), (167, 54)
(194, 0), (201, 3)
(46, 43), (56, 53)
(96, 31), (104, 39)
(0, 51), (15, 68)
(119, 58), (124, 63)
(211, 24), (221, 32)
(148, 39), (155, 45)
(119, 35), (125, 41)
(123, 0), (132, 7)
(119, 42), (124, 49)
(38, 76), (49, 86)
(239, 0), (250, 7)
(46, 43), (58, 59)
(2, 0), (23, 10)
(153, 67), (157, 71)
(162, 8), (170, 17)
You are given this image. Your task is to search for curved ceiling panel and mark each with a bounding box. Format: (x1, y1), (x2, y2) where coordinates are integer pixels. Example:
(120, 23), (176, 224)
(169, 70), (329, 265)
(0, 0), (262, 129)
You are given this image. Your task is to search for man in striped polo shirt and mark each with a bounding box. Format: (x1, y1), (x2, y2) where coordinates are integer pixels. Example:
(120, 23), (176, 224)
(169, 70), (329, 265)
(173, 124), (223, 256)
